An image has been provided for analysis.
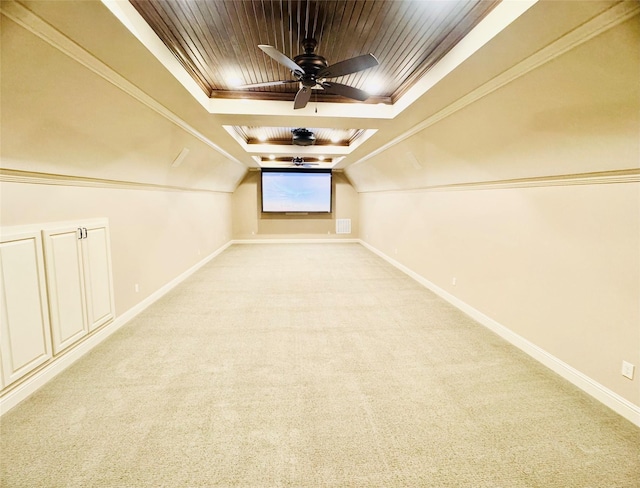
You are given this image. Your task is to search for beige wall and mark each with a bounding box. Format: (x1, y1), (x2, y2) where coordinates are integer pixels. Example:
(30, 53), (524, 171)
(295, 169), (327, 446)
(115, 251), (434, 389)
(1, 7), (240, 317)
(360, 185), (639, 405)
(232, 171), (359, 240)
(349, 17), (640, 405)
(0, 183), (231, 315)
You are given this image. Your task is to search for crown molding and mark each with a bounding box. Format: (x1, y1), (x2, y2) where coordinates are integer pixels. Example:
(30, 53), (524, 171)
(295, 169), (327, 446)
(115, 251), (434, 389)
(0, 169), (232, 194)
(358, 169), (640, 194)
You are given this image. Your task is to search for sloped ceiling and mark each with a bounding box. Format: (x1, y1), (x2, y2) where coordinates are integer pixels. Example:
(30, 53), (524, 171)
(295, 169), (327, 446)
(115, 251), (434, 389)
(1, 0), (634, 191)
(100, 0), (528, 170)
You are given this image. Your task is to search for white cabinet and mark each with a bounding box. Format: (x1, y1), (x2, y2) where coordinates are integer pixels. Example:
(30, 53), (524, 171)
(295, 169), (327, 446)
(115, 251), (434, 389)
(0, 219), (114, 393)
(42, 219), (115, 355)
(0, 229), (53, 388)
(82, 225), (115, 331)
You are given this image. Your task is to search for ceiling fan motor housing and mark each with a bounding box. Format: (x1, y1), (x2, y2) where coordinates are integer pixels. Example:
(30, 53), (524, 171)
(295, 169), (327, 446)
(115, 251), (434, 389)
(294, 39), (328, 86)
(292, 128), (316, 146)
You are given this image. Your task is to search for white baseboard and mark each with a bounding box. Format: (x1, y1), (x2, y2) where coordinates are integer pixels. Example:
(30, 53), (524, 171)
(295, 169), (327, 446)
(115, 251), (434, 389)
(231, 238), (360, 244)
(0, 241), (232, 416)
(358, 240), (640, 427)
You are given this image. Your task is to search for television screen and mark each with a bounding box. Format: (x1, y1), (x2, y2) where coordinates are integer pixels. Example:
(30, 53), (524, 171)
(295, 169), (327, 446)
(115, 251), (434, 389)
(261, 168), (332, 213)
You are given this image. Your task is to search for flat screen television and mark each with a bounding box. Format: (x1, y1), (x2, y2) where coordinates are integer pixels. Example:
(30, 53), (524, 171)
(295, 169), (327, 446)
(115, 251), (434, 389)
(261, 168), (332, 213)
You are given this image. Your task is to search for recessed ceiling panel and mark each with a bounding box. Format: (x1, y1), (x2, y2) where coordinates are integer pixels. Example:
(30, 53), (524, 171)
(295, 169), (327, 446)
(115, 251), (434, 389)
(129, 0), (499, 103)
(234, 126), (363, 145)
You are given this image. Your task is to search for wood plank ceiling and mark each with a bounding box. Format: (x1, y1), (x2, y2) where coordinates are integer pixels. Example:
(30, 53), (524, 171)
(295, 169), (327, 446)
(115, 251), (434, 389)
(129, 0), (500, 104)
(235, 126), (362, 145)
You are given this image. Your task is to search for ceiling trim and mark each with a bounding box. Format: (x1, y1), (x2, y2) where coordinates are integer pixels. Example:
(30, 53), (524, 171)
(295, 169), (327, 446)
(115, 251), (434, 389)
(356, 169), (640, 194)
(244, 143), (351, 157)
(222, 126), (378, 168)
(0, 169), (232, 194)
(347, 0), (640, 170)
(100, 0), (538, 120)
(1, 0), (245, 167)
(207, 97), (395, 119)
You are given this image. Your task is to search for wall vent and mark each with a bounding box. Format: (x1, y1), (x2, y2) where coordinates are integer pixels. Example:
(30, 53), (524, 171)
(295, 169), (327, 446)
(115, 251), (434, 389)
(336, 219), (351, 234)
(171, 147), (190, 167)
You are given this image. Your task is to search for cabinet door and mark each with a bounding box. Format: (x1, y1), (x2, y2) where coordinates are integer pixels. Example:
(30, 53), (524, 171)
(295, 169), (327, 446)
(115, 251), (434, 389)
(42, 226), (88, 354)
(0, 229), (53, 387)
(82, 224), (115, 331)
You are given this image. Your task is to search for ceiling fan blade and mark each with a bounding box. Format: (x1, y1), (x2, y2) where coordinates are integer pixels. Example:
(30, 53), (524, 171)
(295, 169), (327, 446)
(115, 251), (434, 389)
(321, 82), (370, 102)
(258, 45), (304, 75)
(293, 87), (312, 109)
(317, 53), (378, 79)
(236, 80), (298, 89)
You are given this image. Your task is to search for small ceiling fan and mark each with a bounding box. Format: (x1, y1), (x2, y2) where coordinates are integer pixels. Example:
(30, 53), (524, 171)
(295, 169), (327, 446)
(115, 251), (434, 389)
(268, 157), (319, 167)
(290, 157), (319, 167)
(238, 38), (379, 109)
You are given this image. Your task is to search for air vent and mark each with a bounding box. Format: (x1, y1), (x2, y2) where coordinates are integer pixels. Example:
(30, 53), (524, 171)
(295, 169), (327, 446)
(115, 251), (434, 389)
(336, 219), (351, 234)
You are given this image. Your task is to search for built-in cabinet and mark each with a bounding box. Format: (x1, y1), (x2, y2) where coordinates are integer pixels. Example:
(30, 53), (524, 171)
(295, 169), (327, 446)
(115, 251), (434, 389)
(42, 221), (115, 354)
(0, 219), (114, 390)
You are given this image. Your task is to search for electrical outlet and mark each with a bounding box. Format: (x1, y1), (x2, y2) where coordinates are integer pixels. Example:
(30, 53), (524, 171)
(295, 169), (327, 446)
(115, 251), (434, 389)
(621, 361), (635, 380)
(394, 248), (398, 255)
(452, 277), (457, 286)
(135, 283), (139, 293)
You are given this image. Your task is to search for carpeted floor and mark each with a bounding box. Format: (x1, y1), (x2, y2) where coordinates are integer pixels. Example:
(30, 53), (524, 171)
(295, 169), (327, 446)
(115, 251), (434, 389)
(1, 243), (638, 487)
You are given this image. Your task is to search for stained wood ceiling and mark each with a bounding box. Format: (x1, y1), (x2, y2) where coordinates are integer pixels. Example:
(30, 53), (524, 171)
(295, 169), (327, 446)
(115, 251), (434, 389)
(129, 0), (499, 104)
(234, 126), (362, 145)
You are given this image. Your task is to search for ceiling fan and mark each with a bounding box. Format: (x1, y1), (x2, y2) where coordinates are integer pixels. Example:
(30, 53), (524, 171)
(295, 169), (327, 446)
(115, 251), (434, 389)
(238, 38), (379, 109)
(268, 157), (320, 168)
(291, 157), (318, 167)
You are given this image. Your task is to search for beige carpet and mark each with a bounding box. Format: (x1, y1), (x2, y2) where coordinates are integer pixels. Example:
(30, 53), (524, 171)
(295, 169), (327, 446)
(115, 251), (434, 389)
(1, 243), (638, 487)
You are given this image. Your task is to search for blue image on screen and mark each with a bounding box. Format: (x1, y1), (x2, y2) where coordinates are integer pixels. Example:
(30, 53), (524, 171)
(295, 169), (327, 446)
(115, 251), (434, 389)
(262, 171), (332, 212)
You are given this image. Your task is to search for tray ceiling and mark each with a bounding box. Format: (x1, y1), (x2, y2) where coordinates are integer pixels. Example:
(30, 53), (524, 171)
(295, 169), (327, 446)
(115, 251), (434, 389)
(129, 0), (499, 104)
(233, 126), (363, 146)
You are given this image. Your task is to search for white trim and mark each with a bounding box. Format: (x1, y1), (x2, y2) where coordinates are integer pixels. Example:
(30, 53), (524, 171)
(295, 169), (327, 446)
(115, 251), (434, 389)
(0, 169), (233, 194)
(208, 97), (395, 119)
(0, 241), (232, 416)
(357, 169), (640, 194)
(358, 240), (640, 427)
(232, 238), (360, 245)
